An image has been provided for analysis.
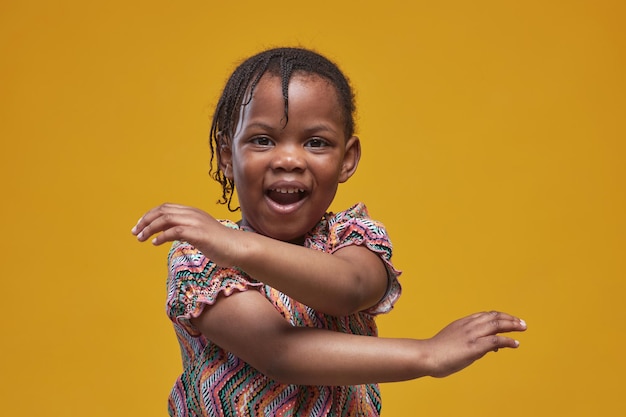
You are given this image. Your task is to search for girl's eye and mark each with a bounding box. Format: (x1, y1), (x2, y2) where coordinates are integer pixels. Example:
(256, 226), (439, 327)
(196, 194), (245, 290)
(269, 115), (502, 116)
(251, 136), (273, 146)
(305, 138), (328, 148)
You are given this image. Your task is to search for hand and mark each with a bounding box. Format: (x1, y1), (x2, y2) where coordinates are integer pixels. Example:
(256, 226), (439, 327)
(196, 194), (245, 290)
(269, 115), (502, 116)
(131, 203), (241, 267)
(423, 311), (527, 378)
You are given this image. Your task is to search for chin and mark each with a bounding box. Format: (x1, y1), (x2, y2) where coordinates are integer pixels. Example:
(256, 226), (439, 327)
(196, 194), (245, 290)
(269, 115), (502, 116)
(243, 211), (318, 244)
(271, 230), (305, 244)
(255, 223), (306, 244)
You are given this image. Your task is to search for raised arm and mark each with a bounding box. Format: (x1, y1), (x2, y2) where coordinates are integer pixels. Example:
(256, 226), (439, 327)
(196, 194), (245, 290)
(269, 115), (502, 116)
(189, 288), (527, 386)
(132, 203), (389, 316)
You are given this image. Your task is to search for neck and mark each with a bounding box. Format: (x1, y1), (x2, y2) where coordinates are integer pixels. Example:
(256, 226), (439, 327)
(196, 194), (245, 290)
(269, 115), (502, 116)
(237, 219), (306, 246)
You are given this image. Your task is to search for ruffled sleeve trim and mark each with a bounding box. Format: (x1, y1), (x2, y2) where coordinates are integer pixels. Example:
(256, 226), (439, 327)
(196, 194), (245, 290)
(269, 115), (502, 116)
(165, 225), (263, 337)
(326, 203), (402, 316)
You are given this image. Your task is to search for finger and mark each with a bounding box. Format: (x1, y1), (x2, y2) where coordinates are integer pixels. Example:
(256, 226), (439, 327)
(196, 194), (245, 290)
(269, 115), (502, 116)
(478, 334), (521, 353)
(470, 311), (527, 331)
(470, 310), (517, 321)
(132, 204), (193, 237)
(136, 211), (202, 242)
(151, 224), (206, 246)
(474, 317), (527, 340)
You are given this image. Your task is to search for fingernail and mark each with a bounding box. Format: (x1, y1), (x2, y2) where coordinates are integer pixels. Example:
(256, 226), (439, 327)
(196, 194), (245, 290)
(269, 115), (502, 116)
(137, 231), (144, 240)
(131, 225), (137, 234)
(514, 340), (520, 347)
(519, 319), (527, 328)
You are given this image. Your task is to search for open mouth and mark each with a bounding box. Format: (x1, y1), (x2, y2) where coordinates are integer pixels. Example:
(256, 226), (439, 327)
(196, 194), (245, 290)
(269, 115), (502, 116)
(266, 187), (307, 206)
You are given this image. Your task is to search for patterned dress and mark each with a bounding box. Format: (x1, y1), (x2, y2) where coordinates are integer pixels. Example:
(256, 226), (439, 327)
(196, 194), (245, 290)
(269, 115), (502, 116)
(166, 203), (401, 416)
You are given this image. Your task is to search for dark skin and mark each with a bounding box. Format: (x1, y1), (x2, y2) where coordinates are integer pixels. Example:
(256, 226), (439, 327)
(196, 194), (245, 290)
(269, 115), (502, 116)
(134, 203), (526, 385)
(132, 73), (526, 385)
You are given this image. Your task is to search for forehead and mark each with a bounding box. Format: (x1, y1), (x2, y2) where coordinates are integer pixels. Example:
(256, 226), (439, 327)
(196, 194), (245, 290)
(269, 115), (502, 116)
(240, 72), (343, 114)
(256, 71), (339, 102)
(247, 70), (340, 103)
(234, 72), (344, 133)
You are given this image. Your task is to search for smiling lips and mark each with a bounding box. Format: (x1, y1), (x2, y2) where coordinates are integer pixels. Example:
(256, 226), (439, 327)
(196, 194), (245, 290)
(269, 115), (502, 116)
(267, 187), (307, 206)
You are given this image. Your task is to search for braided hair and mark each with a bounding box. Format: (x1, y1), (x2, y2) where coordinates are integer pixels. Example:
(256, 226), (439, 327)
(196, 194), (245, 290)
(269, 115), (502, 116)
(209, 47), (357, 211)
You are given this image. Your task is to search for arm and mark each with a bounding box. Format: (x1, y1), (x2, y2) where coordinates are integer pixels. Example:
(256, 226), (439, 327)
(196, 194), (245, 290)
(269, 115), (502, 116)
(189, 289), (527, 385)
(132, 203), (388, 316)
(226, 231), (388, 316)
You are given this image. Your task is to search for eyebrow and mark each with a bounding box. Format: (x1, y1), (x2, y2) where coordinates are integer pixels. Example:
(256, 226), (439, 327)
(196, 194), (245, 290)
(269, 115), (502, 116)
(302, 124), (338, 135)
(243, 122), (277, 131)
(241, 121), (339, 136)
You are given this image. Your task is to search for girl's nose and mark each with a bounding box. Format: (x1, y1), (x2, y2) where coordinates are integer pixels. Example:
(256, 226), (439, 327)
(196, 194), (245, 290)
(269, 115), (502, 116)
(270, 144), (306, 172)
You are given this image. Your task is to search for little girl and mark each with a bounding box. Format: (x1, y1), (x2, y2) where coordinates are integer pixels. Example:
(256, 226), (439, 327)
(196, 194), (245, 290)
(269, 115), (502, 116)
(132, 47), (526, 416)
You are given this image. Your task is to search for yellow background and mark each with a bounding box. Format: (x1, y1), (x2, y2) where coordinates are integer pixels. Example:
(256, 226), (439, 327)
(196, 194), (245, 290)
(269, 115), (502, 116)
(1, 1), (624, 415)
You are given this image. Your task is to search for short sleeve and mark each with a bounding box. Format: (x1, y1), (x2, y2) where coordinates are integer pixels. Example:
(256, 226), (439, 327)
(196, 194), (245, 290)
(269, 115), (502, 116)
(166, 236), (263, 337)
(327, 203), (402, 315)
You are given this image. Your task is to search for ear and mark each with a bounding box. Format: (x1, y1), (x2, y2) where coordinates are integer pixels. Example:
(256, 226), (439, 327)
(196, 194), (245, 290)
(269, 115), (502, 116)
(338, 135), (361, 183)
(217, 131), (233, 180)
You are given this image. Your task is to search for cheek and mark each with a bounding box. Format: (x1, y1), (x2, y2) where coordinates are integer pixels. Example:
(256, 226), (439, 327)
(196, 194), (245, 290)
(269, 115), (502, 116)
(314, 159), (343, 183)
(232, 158), (262, 189)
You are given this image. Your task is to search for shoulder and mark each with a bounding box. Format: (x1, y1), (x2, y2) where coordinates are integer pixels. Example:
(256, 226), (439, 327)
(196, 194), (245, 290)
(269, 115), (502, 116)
(325, 203), (402, 315)
(165, 219), (263, 335)
(305, 202), (394, 257)
(330, 202), (370, 223)
(328, 203), (391, 249)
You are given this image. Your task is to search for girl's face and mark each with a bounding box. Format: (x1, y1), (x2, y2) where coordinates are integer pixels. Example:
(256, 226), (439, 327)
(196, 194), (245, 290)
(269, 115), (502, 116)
(220, 72), (360, 243)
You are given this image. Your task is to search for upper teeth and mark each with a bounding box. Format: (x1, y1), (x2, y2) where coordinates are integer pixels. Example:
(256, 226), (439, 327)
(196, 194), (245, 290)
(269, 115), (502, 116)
(274, 188), (304, 194)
